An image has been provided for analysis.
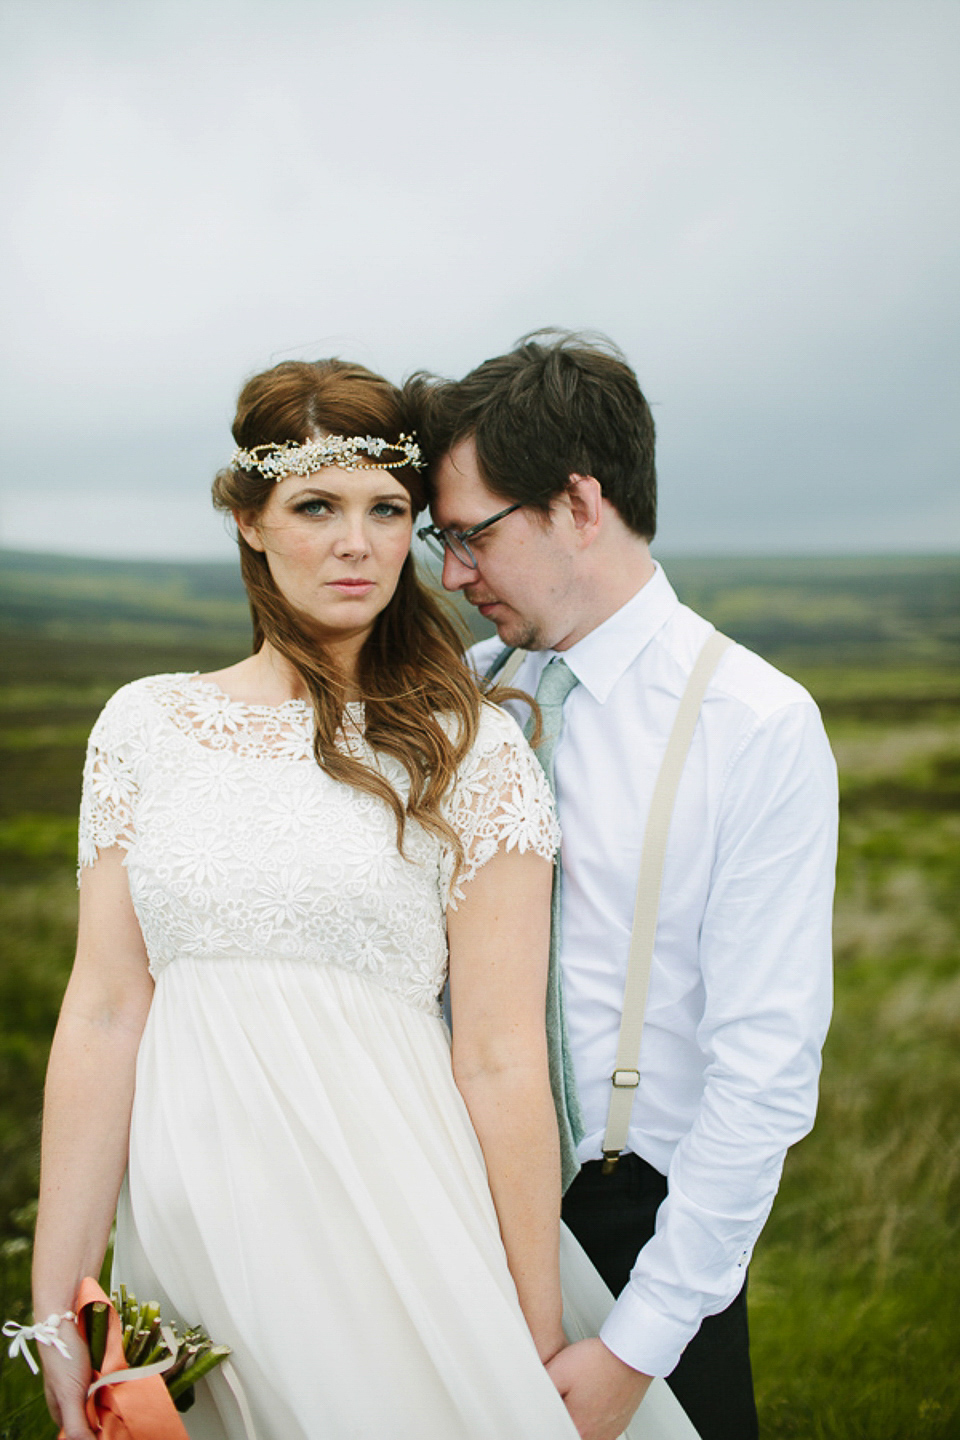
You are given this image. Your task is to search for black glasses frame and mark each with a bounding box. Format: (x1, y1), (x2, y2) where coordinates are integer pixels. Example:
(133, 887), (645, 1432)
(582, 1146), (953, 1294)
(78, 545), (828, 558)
(417, 503), (522, 570)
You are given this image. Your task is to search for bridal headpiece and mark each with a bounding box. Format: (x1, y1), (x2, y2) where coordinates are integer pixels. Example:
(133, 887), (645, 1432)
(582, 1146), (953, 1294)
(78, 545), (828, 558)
(230, 432), (425, 481)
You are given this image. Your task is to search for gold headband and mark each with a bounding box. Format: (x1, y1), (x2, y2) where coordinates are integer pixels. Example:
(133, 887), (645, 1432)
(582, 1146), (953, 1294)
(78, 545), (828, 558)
(229, 433), (424, 481)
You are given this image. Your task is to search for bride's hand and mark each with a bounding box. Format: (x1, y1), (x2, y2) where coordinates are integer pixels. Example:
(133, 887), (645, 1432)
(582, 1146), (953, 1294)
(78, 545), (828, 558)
(39, 1325), (96, 1440)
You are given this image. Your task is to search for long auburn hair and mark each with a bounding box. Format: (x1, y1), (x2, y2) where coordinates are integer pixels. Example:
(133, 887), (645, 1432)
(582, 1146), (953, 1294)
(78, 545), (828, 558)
(212, 358), (486, 862)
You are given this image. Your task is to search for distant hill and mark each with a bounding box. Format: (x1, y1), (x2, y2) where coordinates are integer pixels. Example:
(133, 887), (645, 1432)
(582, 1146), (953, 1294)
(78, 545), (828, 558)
(1, 547), (957, 669)
(0, 547), (250, 641)
(660, 553), (959, 669)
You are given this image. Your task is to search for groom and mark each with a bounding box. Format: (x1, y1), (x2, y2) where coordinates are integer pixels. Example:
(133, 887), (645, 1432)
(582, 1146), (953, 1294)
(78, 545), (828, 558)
(416, 332), (837, 1440)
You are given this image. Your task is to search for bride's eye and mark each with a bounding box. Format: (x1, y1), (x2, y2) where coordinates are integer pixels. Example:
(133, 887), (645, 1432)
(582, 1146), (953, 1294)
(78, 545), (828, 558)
(295, 499), (331, 516)
(371, 502), (409, 519)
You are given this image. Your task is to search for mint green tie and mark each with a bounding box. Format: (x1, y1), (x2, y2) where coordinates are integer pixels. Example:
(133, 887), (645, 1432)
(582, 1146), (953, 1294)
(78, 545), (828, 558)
(529, 658), (579, 788)
(526, 659), (584, 1191)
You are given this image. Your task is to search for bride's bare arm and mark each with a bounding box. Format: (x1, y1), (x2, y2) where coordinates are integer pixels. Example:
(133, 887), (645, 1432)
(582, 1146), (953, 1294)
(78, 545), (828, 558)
(32, 847), (154, 1440)
(446, 843), (565, 1363)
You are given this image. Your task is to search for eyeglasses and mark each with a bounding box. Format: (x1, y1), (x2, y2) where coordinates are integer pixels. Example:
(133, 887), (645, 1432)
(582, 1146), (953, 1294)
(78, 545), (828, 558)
(417, 503), (521, 570)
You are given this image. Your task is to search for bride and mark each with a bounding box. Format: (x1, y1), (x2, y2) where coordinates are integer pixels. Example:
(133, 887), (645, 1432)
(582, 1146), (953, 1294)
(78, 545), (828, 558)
(30, 358), (697, 1439)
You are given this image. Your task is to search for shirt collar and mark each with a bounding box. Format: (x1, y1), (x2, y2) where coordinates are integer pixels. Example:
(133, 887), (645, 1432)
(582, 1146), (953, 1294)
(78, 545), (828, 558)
(539, 562), (679, 704)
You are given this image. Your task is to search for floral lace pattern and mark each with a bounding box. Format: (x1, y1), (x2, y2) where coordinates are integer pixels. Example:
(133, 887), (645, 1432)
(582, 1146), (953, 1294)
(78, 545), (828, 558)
(78, 675), (559, 1014)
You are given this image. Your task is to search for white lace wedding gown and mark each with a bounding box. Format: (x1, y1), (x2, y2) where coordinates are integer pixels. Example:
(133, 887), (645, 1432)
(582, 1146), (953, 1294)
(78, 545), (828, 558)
(79, 674), (697, 1440)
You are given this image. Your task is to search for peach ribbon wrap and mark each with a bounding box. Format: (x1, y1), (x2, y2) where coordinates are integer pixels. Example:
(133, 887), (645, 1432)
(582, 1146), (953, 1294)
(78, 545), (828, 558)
(61, 1278), (189, 1440)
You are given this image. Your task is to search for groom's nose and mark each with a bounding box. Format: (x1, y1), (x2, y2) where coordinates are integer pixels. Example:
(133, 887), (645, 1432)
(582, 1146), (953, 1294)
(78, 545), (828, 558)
(441, 548), (476, 591)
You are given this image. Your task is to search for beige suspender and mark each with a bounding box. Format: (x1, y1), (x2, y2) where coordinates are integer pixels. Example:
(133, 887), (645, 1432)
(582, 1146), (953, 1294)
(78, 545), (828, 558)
(489, 630), (734, 1171)
(490, 646), (528, 688)
(602, 630), (734, 1167)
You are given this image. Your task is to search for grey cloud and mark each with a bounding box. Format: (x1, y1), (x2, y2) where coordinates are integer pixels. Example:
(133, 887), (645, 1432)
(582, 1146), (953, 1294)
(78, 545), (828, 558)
(0, 0), (956, 557)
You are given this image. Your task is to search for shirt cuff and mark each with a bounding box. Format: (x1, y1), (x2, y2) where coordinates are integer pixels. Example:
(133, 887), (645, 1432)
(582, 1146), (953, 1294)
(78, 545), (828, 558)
(599, 1287), (697, 1379)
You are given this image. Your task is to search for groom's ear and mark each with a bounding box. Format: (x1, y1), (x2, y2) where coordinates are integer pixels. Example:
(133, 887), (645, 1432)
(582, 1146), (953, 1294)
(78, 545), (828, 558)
(566, 474), (604, 547)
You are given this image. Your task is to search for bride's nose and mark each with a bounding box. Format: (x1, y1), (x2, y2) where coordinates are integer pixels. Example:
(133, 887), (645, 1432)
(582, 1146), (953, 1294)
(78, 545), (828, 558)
(333, 513), (370, 559)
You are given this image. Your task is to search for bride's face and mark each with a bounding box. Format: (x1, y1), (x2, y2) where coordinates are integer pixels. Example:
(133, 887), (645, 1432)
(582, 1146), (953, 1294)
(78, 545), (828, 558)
(236, 465), (414, 645)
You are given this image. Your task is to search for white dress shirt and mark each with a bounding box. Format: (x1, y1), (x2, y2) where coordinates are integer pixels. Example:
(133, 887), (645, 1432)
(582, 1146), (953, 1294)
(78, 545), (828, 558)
(470, 563), (837, 1377)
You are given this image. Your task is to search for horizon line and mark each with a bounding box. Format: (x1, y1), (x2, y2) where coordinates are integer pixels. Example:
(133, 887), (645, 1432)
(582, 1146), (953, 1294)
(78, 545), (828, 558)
(2, 544), (959, 567)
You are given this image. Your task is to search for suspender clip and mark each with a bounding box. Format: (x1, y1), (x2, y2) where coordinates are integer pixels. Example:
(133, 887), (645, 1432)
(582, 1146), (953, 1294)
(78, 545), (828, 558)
(611, 1068), (640, 1088)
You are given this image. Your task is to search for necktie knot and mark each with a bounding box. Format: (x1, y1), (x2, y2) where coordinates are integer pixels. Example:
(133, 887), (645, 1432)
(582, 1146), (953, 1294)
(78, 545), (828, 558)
(528, 658), (579, 790)
(535, 657), (579, 711)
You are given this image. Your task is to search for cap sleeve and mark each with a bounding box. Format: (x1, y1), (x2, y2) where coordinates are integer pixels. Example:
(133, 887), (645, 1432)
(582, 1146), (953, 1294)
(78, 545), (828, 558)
(440, 703), (561, 909)
(77, 682), (150, 870)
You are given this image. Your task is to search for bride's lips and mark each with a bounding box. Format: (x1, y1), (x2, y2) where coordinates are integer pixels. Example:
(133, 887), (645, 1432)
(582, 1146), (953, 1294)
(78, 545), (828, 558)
(328, 579), (376, 595)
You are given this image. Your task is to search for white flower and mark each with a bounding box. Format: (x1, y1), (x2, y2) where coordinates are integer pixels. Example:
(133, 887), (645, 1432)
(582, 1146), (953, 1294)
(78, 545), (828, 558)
(341, 829), (399, 888)
(272, 729), (315, 763)
(182, 689), (244, 736)
(253, 867), (316, 928)
(89, 757), (137, 812)
(165, 830), (235, 887)
(183, 750), (246, 805)
(216, 895), (253, 930)
(346, 917), (390, 975)
(261, 786), (330, 839)
(180, 915), (228, 955)
(487, 784), (546, 852)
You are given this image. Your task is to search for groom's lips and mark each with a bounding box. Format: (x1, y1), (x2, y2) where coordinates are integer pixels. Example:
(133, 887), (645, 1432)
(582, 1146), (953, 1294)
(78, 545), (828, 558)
(466, 590), (502, 615)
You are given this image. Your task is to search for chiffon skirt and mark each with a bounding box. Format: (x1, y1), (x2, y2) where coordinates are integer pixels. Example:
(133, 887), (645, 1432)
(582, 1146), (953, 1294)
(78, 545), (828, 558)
(114, 957), (698, 1440)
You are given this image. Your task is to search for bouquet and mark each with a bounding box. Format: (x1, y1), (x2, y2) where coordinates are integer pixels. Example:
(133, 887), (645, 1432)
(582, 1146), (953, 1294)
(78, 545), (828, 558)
(88, 1282), (231, 1413)
(5, 1277), (232, 1440)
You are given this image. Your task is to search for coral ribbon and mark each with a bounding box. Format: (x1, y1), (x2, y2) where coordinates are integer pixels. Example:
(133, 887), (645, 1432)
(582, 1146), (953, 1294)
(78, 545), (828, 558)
(61, 1277), (190, 1440)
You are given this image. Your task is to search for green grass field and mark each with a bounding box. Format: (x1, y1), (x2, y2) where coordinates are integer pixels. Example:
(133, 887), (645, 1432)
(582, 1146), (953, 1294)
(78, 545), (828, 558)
(1, 549), (958, 1436)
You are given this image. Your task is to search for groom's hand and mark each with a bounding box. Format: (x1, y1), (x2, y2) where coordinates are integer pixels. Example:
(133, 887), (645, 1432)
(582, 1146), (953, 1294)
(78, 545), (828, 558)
(546, 1337), (652, 1440)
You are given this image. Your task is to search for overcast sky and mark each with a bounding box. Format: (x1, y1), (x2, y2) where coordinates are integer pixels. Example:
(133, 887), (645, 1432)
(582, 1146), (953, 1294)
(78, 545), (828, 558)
(1, 0), (957, 559)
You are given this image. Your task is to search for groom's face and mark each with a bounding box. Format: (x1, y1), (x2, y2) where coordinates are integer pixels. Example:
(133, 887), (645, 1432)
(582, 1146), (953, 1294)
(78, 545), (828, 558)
(431, 438), (578, 652)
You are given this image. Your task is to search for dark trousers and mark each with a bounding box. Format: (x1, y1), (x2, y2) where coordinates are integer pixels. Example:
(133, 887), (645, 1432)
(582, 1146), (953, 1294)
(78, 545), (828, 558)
(562, 1154), (759, 1440)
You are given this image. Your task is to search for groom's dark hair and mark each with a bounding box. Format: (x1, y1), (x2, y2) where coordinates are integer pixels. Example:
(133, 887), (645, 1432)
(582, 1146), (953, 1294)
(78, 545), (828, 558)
(409, 329), (657, 541)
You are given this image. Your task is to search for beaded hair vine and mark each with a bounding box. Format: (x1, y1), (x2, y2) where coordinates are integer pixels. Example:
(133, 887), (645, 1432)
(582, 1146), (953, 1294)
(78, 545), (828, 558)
(229, 433), (425, 481)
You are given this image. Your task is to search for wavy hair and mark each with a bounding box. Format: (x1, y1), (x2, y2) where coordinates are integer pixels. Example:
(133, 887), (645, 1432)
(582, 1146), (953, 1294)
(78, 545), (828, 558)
(212, 358), (488, 862)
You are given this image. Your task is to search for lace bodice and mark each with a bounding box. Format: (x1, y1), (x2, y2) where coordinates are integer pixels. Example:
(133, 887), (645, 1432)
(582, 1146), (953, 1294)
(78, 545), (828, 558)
(78, 675), (559, 1013)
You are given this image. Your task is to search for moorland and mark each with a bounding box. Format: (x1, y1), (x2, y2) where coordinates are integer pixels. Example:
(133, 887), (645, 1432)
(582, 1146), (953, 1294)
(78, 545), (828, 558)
(1, 548), (958, 1437)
